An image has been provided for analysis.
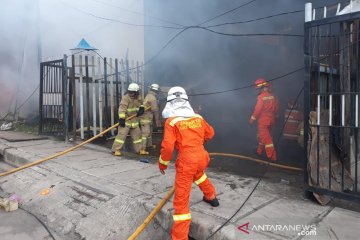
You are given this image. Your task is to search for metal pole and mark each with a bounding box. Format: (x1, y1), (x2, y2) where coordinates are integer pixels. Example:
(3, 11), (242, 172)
(342, 94), (345, 126)
(329, 95), (333, 126)
(39, 63), (44, 134)
(104, 57), (108, 129)
(141, 63), (145, 99)
(305, 3), (312, 22)
(115, 58), (120, 110)
(63, 55), (69, 142)
(85, 56), (91, 137)
(121, 59), (125, 96)
(110, 58), (114, 135)
(92, 56), (97, 136)
(98, 57), (103, 134)
(71, 54), (77, 141)
(126, 58), (130, 86)
(79, 55), (84, 140)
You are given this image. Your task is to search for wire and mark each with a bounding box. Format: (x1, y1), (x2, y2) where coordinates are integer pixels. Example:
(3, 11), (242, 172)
(93, 27), (189, 81)
(188, 67), (304, 96)
(19, 206), (56, 240)
(206, 86), (304, 239)
(94, 25), (304, 83)
(58, 0), (181, 29)
(199, 26), (304, 37)
(205, 9), (304, 28)
(198, 0), (257, 26)
(189, 32), (360, 97)
(17, 85), (40, 111)
(87, 0), (185, 27)
(0, 51), (85, 121)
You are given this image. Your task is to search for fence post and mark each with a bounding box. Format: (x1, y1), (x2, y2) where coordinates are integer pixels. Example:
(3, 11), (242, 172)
(115, 58), (120, 111)
(92, 56), (97, 136)
(71, 54), (77, 141)
(98, 57), (103, 134)
(63, 54), (69, 142)
(85, 56), (91, 137)
(110, 58), (115, 135)
(39, 63), (44, 135)
(104, 57), (109, 129)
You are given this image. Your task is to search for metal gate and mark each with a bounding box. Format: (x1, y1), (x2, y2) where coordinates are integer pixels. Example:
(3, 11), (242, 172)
(304, 11), (360, 202)
(39, 57), (69, 138)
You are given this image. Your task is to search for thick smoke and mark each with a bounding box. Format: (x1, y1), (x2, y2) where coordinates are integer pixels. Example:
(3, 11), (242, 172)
(0, 0), (144, 118)
(144, 0), (344, 159)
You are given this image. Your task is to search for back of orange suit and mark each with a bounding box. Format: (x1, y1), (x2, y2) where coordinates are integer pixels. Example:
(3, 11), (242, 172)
(159, 114), (217, 240)
(250, 91), (279, 161)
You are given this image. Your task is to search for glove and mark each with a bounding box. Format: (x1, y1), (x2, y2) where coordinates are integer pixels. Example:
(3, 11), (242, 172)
(119, 118), (125, 127)
(158, 161), (167, 175)
(249, 116), (256, 124)
(137, 106), (145, 117)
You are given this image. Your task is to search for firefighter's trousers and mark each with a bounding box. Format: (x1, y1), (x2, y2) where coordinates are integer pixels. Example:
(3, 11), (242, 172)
(256, 124), (277, 161)
(140, 123), (153, 150)
(111, 126), (142, 153)
(172, 149), (216, 240)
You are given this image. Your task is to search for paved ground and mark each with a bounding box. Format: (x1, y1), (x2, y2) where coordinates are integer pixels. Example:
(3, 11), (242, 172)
(0, 205), (54, 240)
(0, 131), (359, 240)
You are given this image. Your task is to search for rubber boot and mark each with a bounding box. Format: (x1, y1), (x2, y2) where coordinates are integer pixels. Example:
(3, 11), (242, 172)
(139, 149), (149, 155)
(203, 196), (219, 207)
(113, 150), (121, 156)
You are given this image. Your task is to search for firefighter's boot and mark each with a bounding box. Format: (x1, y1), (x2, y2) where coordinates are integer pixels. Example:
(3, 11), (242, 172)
(203, 196), (219, 207)
(113, 150), (121, 156)
(139, 149), (149, 155)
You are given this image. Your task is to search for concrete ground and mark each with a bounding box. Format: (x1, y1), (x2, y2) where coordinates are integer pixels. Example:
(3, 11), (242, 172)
(0, 206), (54, 240)
(0, 131), (359, 240)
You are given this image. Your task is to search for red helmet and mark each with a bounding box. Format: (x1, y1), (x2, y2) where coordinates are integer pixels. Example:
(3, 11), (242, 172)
(254, 78), (269, 89)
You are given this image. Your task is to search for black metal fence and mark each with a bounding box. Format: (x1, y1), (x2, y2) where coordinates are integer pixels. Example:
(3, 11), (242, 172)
(39, 57), (68, 137)
(39, 54), (144, 141)
(304, 12), (360, 202)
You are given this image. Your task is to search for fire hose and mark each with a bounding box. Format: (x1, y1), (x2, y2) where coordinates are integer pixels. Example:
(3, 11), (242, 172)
(127, 153), (302, 239)
(209, 153), (302, 171)
(0, 107), (151, 178)
(127, 186), (175, 240)
(0, 106), (303, 239)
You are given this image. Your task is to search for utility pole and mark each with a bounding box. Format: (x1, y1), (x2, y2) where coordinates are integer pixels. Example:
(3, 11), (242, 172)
(14, 0), (41, 121)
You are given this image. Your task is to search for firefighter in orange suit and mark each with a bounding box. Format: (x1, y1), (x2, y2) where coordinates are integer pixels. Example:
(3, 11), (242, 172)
(249, 78), (279, 161)
(158, 86), (219, 240)
(111, 83), (144, 156)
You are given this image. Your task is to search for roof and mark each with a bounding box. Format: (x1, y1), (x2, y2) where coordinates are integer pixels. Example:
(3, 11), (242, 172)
(71, 38), (98, 51)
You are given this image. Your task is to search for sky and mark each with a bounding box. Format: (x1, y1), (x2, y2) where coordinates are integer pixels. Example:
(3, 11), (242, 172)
(0, 0), (144, 118)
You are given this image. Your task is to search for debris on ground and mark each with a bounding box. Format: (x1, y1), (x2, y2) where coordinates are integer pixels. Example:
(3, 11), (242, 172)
(0, 197), (18, 212)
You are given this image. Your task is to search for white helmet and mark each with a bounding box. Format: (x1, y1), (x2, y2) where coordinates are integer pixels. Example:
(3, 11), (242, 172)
(150, 83), (160, 91)
(167, 86), (188, 102)
(128, 83), (140, 92)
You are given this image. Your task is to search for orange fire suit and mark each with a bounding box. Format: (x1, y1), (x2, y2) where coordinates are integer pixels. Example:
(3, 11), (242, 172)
(250, 91), (279, 161)
(159, 114), (216, 240)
